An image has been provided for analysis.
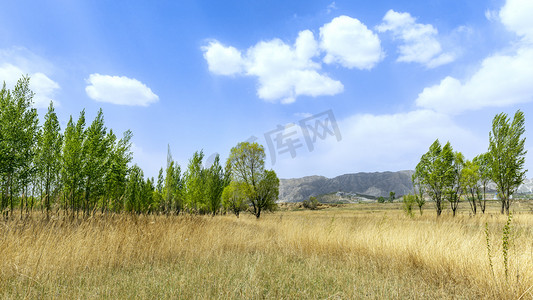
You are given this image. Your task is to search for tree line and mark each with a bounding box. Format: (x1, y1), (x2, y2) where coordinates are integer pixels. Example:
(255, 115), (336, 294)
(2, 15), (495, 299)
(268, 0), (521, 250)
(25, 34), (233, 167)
(410, 110), (527, 216)
(0, 76), (279, 219)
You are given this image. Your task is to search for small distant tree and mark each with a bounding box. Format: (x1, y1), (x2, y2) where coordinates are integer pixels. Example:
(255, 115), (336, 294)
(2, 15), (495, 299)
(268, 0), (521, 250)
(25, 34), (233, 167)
(402, 194), (416, 217)
(473, 153), (490, 214)
(461, 159), (480, 215)
(446, 151), (464, 217)
(487, 110), (527, 215)
(389, 191), (395, 203)
(412, 173), (425, 215)
(303, 196), (319, 210)
(377, 196), (386, 203)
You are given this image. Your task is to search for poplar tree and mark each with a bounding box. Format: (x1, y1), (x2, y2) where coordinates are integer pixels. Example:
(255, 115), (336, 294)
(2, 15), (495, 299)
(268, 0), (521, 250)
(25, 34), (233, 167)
(488, 110), (527, 215)
(205, 154), (227, 215)
(62, 111), (86, 216)
(36, 101), (63, 217)
(82, 109), (110, 215)
(183, 150), (206, 213)
(0, 77), (39, 217)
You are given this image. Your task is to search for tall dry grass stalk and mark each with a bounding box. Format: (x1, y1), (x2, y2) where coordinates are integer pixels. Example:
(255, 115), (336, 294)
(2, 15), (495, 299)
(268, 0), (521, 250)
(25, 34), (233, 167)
(1, 207), (532, 298)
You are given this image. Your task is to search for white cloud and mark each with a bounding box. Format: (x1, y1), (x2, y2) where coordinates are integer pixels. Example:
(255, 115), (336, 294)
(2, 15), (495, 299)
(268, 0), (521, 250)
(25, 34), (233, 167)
(272, 110), (481, 178)
(377, 9), (454, 68)
(0, 64), (60, 109)
(499, 0), (533, 42)
(203, 30), (343, 104)
(202, 41), (244, 75)
(416, 0), (533, 114)
(0, 48), (60, 108)
(416, 48), (533, 114)
(85, 74), (159, 106)
(319, 15), (384, 69)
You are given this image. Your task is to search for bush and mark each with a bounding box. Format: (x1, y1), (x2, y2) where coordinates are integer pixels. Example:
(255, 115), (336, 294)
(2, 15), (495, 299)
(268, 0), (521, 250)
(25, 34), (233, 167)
(402, 194), (416, 217)
(303, 196), (319, 210)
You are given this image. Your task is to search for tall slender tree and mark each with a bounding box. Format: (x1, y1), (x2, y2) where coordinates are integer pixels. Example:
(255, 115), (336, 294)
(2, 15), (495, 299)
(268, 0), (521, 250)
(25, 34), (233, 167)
(36, 101), (63, 217)
(61, 111), (86, 216)
(183, 150), (206, 213)
(0, 77), (39, 217)
(488, 110), (527, 215)
(82, 109), (110, 215)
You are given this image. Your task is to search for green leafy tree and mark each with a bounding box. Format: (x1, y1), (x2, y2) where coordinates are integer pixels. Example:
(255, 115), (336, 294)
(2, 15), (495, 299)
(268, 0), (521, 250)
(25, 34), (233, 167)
(415, 140), (455, 216)
(488, 110), (527, 215)
(389, 191), (395, 203)
(411, 173), (425, 215)
(36, 102), (63, 217)
(473, 153), (490, 214)
(377, 196), (386, 203)
(61, 111), (86, 216)
(446, 151), (464, 217)
(461, 159), (480, 215)
(303, 196), (319, 210)
(226, 142), (279, 218)
(205, 155), (228, 216)
(125, 164), (144, 213)
(253, 169), (279, 218)
(221, 181), (249, 217)
(183, 150), (206, 213)
(0, 77), (39, 217)
(105, 130), (133, 213)
(402, 194), (416, 217)
(82, 109), (110, 215)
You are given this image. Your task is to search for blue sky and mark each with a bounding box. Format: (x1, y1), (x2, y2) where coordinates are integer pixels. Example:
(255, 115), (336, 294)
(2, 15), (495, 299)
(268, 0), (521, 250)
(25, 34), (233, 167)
(1, 0), (533, 179)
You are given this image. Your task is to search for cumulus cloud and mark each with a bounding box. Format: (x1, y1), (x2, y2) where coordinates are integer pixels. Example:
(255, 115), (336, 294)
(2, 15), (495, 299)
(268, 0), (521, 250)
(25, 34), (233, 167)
(203, 30), (344, 104)
(377, 10), (454, 68)
(499, 0), (533, 41)
(319, 15), (384, 69)
(416, 0), (533, 114)
(202, 41), (244, 75)
(85, 74), (159, 106)
(0, 48), (60, 108)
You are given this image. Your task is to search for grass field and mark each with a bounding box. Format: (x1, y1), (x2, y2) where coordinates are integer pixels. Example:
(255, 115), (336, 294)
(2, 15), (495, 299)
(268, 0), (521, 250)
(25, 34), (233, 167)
(1, 202), (533, 299)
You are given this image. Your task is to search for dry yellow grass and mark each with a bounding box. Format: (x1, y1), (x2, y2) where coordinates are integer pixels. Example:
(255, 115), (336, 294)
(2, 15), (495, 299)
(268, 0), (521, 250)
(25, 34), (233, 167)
(1, 203), (533, 299)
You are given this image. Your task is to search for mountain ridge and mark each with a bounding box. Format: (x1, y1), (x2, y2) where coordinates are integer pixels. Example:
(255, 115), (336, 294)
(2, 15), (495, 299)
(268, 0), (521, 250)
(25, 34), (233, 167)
(278, 170), (415, 203)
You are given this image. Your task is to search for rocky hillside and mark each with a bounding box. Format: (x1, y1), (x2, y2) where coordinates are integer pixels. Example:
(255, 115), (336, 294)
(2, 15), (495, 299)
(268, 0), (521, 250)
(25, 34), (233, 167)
(279, 170), (415, 203)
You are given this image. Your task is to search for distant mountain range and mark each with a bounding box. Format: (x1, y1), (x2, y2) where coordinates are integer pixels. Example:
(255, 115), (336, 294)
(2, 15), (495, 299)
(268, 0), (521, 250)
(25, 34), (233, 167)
(279, 170), (533, 203)
(278, 170), (415, 203)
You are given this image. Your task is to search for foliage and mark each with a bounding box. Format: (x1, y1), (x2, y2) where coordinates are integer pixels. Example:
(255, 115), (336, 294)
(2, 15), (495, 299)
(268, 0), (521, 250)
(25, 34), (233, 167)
(35, 102), (62, 216)
(446, 151), (464, 217)
(221, 181), (249, 217)
(473, 153), (490, 214)
(0, 77), (39, 216)
(377, 196), (386, 203)
(488, 110), (527, 215)
(461, 159), (480, 215)
(303, 196), (319, 210)
(402, 194), (416, 217)
(226, 142), (279, 218)
(388, 191), (395, 203)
